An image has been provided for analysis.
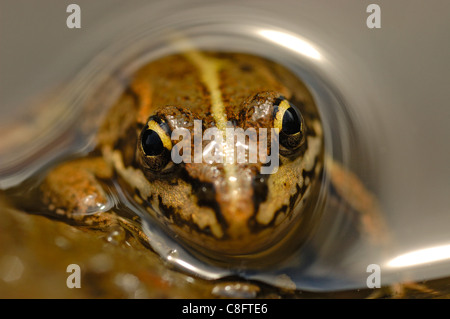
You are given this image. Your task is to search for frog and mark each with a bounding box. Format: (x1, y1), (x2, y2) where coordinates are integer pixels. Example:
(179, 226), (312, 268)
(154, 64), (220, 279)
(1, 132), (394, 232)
(35, 50), (418, 295)
(41, 51), (323, 256)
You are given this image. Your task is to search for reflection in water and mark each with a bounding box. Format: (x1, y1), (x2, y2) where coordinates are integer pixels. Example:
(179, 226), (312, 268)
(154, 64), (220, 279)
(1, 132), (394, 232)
(258, 29), (322, 61)
(387, 244), (450, 269)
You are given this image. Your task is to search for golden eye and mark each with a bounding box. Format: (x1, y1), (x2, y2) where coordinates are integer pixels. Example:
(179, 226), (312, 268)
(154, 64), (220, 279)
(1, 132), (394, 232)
(139, 116), (173, 172)
(273, 98), (305, 150)
(281, 106), (302, 135)
(142, 129), (165, 156)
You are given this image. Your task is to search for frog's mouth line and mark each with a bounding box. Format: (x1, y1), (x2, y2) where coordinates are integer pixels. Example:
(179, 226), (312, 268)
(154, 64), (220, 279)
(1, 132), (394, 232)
(134, 149), (322, 255)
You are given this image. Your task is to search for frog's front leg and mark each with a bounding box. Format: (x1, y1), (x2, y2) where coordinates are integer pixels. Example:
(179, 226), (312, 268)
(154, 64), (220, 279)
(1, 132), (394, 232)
(40, 157), (116, 227)
(327, 158), (390, 245)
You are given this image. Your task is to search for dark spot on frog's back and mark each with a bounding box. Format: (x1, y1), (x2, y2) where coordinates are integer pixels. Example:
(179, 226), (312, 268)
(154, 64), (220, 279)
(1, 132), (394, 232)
(240, 63), (254, 72)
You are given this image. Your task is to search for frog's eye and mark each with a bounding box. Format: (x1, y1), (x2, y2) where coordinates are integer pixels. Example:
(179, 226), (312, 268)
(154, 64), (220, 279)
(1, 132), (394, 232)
(139, 116), (173, 172)
(273, 98), (305, 150)
(142, 129), (165, 156)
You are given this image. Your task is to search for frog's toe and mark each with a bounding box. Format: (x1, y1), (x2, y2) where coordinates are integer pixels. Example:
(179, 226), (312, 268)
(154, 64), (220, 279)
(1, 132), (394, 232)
(40, 157), (114, 224)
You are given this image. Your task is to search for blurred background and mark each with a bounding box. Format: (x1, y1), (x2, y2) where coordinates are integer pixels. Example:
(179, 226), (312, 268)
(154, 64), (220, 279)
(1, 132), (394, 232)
(0, 0), (450, 296)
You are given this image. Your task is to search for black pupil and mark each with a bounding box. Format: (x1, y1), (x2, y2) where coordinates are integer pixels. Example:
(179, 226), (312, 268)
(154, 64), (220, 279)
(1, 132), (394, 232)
(142, 129), (164, 156)
(282, 107), (301, 135)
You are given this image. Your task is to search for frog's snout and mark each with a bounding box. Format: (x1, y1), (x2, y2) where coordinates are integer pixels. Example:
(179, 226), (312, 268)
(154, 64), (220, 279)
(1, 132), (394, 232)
(214, 179), (256, 240)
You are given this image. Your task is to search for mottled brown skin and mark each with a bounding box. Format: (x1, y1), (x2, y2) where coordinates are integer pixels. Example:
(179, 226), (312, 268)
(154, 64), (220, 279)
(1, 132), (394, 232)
(41, 52), (324, 262)
(34, 51), (435, 295)
(42, 158), (112, 220)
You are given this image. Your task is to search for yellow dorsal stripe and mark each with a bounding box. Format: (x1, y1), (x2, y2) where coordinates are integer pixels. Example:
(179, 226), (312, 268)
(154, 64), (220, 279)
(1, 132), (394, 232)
(183, 50), (239, 207)
(183, 51), (227, 132)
